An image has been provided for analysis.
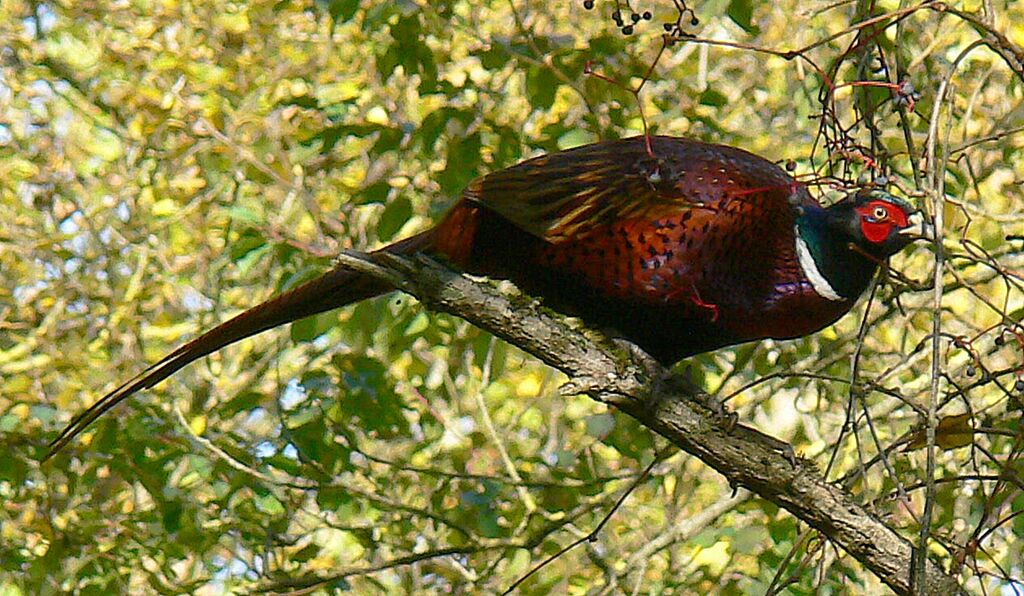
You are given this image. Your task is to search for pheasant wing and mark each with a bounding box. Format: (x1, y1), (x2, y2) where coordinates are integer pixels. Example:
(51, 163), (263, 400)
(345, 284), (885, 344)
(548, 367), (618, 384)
(463, 136), (810, 244)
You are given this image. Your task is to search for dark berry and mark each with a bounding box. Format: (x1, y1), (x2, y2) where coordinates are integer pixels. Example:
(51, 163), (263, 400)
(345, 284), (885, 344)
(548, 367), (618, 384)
(612, 10), (622, 23)
(785, 160), (796, 171)
(663, 22), (673, 31)
(691, 16), (700, 25)
(631, 12), (640, 23)
(995, 336), (1005, 346)
(622, 25), (634, 35)
(583, 0), (594, 8)
(966, 365), (976, 377)
(1016, 379), (1024, 392)
(642, 11), (652, 20)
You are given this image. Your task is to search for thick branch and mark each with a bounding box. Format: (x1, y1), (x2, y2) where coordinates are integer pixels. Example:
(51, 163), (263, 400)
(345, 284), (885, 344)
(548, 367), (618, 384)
(337, 251), (962, 595)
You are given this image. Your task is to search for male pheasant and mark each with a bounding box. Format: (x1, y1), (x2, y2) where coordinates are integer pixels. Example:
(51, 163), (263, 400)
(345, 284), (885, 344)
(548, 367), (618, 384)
(48, 135), (924, 457)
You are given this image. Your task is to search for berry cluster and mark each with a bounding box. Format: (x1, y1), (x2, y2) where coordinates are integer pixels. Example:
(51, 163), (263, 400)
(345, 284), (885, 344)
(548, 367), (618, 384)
(952, 332), (1024, 395)
(581, 1), (654, 36)
(662, 3), (700, 40)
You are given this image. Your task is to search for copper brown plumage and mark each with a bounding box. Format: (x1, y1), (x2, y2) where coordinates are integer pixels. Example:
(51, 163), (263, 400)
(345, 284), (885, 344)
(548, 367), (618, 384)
(46, 135), (924, 458)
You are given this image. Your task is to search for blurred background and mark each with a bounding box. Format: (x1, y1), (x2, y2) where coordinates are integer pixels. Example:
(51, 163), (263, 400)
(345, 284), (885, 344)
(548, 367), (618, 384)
(1, 0), (1022, 593)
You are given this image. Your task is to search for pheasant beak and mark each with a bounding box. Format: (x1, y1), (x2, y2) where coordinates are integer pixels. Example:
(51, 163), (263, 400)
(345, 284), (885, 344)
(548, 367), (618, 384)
(899, 211), (932, 241)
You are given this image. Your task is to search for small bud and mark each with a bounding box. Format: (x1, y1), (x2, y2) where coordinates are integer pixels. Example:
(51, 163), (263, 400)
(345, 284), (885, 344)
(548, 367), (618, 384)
(622, 24), (634, 35)
(642, 11), (652, 20)
(965, 365), (976, 377)
(1016, 379), (1024, 392)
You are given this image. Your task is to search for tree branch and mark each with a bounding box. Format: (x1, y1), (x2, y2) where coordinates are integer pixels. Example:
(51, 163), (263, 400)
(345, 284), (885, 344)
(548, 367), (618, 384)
(333, 251), (963, 595)
(934, 3), (1024, 83)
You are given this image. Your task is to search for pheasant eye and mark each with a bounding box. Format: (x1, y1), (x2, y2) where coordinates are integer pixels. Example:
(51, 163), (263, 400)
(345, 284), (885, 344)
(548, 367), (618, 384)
(871, 206), (889, 220)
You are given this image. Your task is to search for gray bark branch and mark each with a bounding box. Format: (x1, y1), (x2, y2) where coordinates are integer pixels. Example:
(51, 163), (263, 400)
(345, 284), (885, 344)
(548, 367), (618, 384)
(334, 251), (961, 595)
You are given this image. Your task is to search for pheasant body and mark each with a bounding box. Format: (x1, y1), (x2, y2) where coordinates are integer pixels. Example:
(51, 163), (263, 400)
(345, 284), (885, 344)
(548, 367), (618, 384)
(48, 135), (923, 456)
(433, 136), (916, 361)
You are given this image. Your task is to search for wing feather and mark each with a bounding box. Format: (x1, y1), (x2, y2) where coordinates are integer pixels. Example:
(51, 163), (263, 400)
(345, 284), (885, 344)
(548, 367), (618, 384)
(463, 136), (809, 244)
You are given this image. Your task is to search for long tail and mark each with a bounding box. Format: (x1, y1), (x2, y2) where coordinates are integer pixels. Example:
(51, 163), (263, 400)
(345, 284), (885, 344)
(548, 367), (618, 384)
(44, 230), (435, 461)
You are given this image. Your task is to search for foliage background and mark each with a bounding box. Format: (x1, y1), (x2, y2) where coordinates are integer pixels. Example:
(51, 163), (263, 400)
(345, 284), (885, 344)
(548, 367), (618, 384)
(1, 0), (1022, 593)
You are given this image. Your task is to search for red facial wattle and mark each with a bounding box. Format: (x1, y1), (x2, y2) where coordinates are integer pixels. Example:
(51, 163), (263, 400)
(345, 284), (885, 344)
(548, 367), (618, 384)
(860, 219), (892, 243)
(856, 200), (908, 244)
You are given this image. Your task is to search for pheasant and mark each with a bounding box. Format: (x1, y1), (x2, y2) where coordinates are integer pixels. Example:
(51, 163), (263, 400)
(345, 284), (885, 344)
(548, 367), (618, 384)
(47, 135), (925, 457)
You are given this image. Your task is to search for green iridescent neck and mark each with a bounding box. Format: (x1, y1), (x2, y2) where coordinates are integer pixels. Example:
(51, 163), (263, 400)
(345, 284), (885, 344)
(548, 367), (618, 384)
(796, 206), (879, 301)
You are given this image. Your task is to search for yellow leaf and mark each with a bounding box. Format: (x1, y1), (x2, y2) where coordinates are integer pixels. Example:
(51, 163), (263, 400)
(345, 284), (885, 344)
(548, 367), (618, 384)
(0, 353), (51, 375)
(1, 158), (39, 181)
(81, 128), (124, 162)
(151, 198), (178, 217)
(692, 541), (731, 575)
(214, 12), (250, 35)
(317, 81), (361, 104)
(10, 403), (29, 420)
(189, 414), (207, 436)
(366, 106), (389, 125)
(515, 374), (542, 397)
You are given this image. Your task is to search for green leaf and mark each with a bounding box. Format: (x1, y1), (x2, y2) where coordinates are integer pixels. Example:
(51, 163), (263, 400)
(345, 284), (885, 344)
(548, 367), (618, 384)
(418, 107), (473, 151)
(732, 526), (768, 554)
(278, 263), (329, 293)
(0, 450), (28, 484)
(526, 65), (559, 109)
(372, 126), (404, 153)
(477, 44), (509, 70)
(318, 485), (355, 510)
(229, 228), (267, 261)
(584, 413), (615, 438)
(288, 416), (334, 470)
(290, 542), (322, 563)
(437, 132), (482, 194)
(0, 414), (18, 433)
(227, 205), (264, 225)
(601, 415), (654, 460)
(290, 311), (336, 342)
(403, 311), (429, 336)
(376, 196), (412, 240)
(334, 354), (408, 438)
(220, 391), (264, 415)
(325, 0), (359, 22)
(266, 454), (303, 476)
(556, 129), (596, 150)
(699, 88), (729, 107)
(161, 499), (184, 533)
(255, 493), (286, 516)
(727, 0), (759, 34)
(357, 180), (391, 205)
